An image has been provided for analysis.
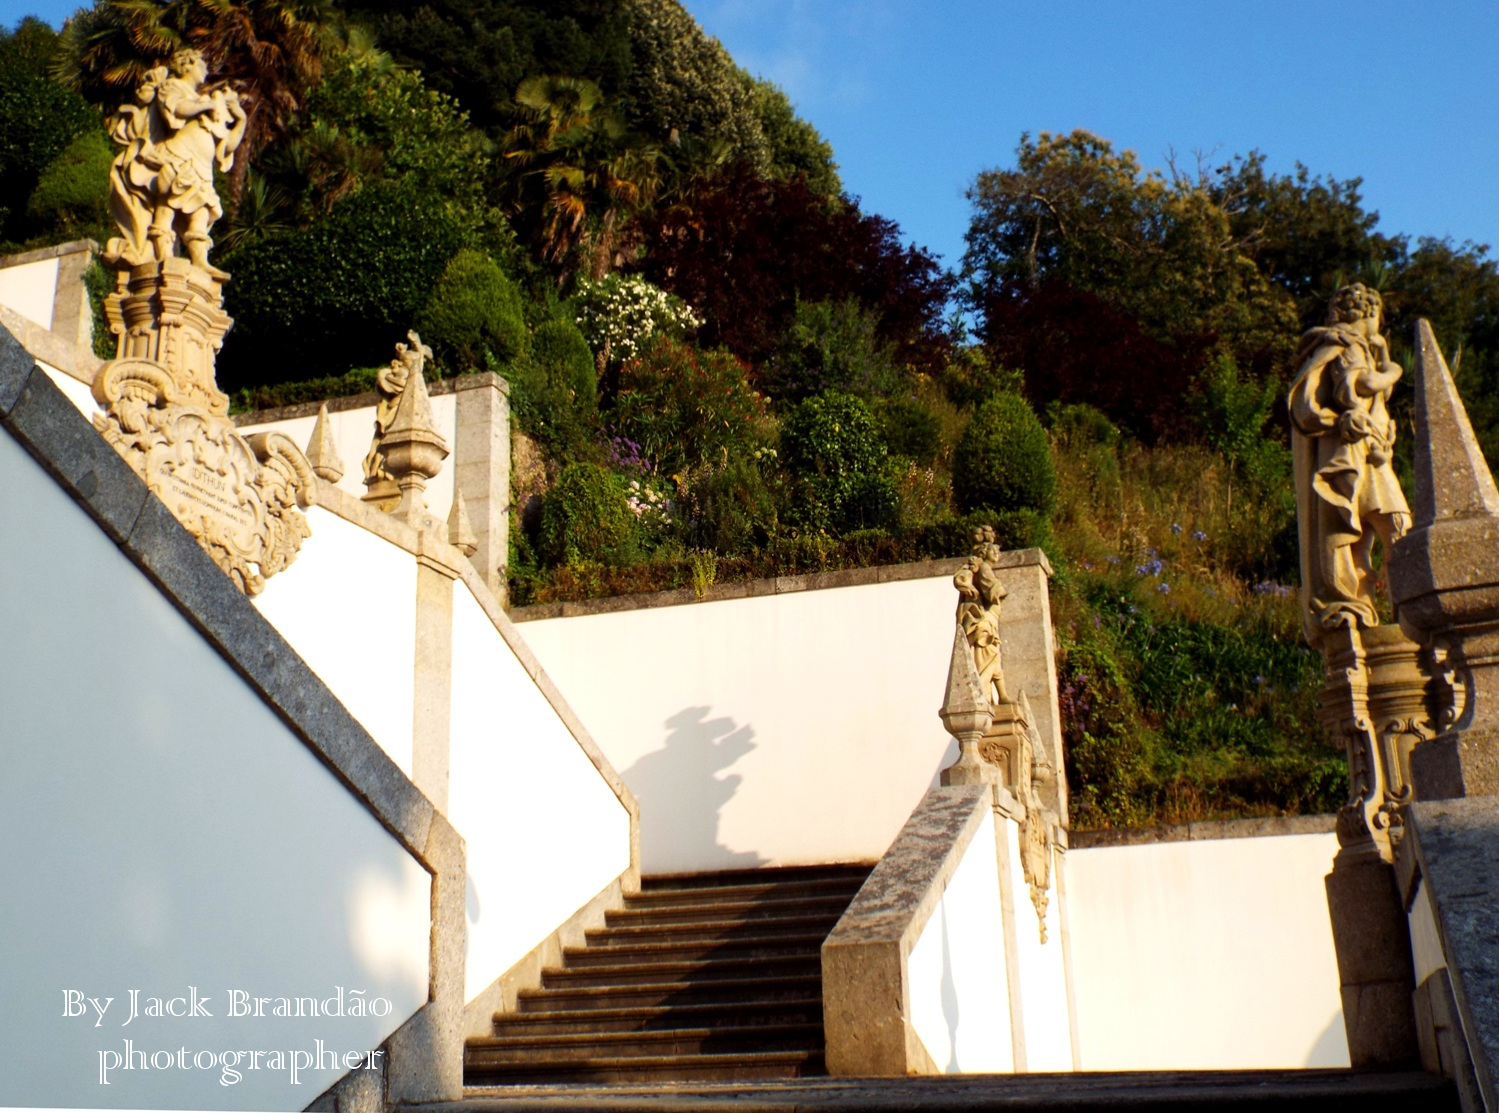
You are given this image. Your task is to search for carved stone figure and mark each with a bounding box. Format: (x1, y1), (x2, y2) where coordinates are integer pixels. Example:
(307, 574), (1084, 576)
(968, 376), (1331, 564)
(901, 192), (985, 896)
(363, 331), (439, 509)
(954, 525), (1011, 705)
(1288, 283), (1411, 647)
(105, 48), (246, 275)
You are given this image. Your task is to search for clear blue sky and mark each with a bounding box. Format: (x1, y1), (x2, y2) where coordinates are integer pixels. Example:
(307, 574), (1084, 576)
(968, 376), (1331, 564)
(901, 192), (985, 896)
(10, 0), (1498, 274)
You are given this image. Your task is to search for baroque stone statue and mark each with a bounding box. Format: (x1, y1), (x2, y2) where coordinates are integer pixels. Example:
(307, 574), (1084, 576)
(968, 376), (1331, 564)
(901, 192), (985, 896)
(363, 331), (434, 506)
(954, 525), (1011, 706)
(1288, 283), (1411, 647)
(104, 48), (246, 276)
(90, 47), (315, 596)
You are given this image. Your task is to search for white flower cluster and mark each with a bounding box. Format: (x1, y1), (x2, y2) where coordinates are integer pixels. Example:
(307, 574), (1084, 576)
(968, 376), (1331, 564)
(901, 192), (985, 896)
(626, 478), (674, 529)
(575, 275), (702, 364)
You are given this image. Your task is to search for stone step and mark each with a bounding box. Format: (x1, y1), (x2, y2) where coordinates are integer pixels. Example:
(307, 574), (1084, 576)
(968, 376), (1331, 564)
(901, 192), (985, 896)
(540, 954), (819, 990)
(609, 894), (854, 927)
(639, 865), (872, 892)
(468, 1022), (823, 1064)
(623, 878), (866, 910)
(492, 999), (823, 1037)
(562, 933), (827, 966)
(585, 913), (841, 947)
(464, 1049), (824, 1087)
(448, 1069), (1458, 1111)
(517, 974), (822, 1013)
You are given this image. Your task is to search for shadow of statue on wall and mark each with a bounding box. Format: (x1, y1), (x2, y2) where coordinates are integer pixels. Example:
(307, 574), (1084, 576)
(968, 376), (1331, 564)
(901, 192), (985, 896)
(622, 706), (767, 871)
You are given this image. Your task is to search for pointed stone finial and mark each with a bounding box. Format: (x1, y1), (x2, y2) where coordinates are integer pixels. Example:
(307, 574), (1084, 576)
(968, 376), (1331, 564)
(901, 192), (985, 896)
(381, 359), (449, 525)
(448, 487), (478, 556)
(1410, 318), (1499, 525)
(304, 402), (345, 483)
(940, 625), (996, 786)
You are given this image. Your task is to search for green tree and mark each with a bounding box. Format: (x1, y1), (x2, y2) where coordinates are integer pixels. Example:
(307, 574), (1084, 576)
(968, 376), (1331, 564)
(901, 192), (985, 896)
(0, 18), (100, 247)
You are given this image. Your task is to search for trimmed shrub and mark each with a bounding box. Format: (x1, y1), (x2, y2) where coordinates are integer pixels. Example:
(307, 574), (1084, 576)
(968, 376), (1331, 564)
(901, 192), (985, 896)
(780, 392), (896, 533)
(414, 249), (527, 370)
(510, 317), (599, 458)
(953, 392), (1056, 517)
(219, 182), (471, 388)
(25, 129), (111, 240)
(538, 463), (638, 567)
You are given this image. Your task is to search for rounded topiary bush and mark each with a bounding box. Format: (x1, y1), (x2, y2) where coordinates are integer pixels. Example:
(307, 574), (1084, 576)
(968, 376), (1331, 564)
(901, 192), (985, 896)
(953, 392), (1055, 517)
(530, 318), (597, 412)
(781, 392), (895, 533)
(539, 463), (638, 567)
(511, 317), (598, 456)
(414, 248), (527, 370)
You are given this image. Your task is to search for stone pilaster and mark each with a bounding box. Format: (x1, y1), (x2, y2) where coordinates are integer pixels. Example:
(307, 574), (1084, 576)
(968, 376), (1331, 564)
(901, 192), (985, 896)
(454, 372), (511, 604)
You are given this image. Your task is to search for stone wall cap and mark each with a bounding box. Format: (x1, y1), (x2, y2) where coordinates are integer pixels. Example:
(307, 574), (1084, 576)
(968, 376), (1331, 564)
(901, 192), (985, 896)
(233, 376), (471, 427)
(511, 548), (1052, 621)
(0, 239), (96, 268)
(1069, 813), (1337, 849)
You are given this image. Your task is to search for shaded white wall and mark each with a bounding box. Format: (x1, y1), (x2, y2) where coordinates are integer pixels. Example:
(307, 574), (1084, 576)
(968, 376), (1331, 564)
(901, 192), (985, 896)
(908, 807), (1013, 1073)
(239, 395), (459, 523)
(519, 578), (962, 872)
(251, 497), (633, 1004)
(449, 585), (632, 999)
(0, 426), (430, 1110)
(253, 507), (418, 776)
(0, 254), (58, 328)
(1007, 823), (1072, 1070)
(1068, 832), (1348, 1070)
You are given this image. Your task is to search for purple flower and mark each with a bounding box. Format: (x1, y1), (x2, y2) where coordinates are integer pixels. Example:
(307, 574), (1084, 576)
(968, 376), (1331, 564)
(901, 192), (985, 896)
(1156, 582), (1170, 593)
(1192, 530), (1207, 542)
(1170, 522), (1183, 535)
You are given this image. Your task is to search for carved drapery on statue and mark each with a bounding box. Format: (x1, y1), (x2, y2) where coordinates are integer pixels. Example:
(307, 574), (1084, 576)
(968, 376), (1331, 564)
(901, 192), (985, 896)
(940, 526), (1056, 940)
(1290, 286), (1434, 864)
(92, 49), (314, 595)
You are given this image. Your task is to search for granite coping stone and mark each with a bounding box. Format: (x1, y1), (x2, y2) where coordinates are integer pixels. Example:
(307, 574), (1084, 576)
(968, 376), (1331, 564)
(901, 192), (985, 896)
(1069, 813), (1336, 849)
(0, 237), (95, 267)
(510, 551), (1053, 622)
(1408, 797), (1499, 1108)
(825, 785), (989, 949)
(0, 321), (35, 416)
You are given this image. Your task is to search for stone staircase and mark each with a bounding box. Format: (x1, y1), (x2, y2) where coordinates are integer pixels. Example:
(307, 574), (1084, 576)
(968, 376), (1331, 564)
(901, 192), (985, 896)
(465, 864), (872, 1086)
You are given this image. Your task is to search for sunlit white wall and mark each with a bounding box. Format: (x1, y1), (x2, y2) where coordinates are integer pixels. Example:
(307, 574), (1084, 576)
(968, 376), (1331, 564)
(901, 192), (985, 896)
(0, 425), (430, 1110)
(1068, 831), (1348, 1069)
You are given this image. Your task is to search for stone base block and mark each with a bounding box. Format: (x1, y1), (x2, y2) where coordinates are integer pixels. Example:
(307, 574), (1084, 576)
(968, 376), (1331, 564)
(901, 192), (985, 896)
(1325, 859), (1420, 1069)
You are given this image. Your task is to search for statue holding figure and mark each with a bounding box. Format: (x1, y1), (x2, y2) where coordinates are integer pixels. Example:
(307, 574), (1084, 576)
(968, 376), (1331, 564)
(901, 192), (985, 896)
(954, 525), (1011, 706)
(1288, 283), (1411, 646)
(106, 47), (246, 276)
(363, 331), (434, 501)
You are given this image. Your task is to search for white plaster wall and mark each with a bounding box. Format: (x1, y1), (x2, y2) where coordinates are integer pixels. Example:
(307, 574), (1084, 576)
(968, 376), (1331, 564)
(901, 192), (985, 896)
(449, 585), (633, 999)
(1067, 832), (1348, 1070)
(519, 577), (961, 873)
(908, 808), (1014, 1073)
(0, 426), (430, 1110)
(1007, 822), (1073, 1070)
(252, 507), (418, 776)
(238, 393), (458, 522)
(0, 254), (59, 328)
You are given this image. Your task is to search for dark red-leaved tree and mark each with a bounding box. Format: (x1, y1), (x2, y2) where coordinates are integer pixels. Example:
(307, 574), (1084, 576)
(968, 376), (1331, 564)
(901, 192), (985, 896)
(638, 164), (954, 372)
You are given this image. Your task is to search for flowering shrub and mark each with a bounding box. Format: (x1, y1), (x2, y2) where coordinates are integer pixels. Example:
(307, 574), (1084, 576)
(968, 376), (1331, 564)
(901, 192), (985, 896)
(607, 336), (769, 479)
(575, 274), (702, 367)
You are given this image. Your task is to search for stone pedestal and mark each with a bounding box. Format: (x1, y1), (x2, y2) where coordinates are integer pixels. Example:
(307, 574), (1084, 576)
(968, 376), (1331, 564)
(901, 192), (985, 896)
(1325, 857), (1420, 1068)
(91, 259), (314, 595)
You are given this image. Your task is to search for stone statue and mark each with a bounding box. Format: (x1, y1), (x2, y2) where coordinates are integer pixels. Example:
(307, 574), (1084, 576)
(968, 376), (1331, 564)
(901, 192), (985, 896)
(105, 48), (246, 276)
(363, 331), (434, 504)
(1288, 283), (1411, 646)
(954, 525), (1011, 706)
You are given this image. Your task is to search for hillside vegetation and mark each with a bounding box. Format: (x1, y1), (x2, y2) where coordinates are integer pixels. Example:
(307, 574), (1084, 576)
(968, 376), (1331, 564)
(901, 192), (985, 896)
(5, 2), (1499, 827)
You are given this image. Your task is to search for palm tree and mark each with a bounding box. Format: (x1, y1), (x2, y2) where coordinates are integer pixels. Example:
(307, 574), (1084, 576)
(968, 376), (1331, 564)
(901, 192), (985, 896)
(500, 75), (660, 284)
